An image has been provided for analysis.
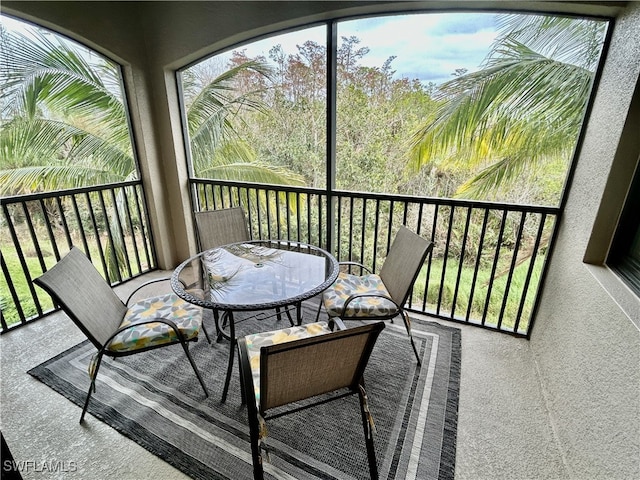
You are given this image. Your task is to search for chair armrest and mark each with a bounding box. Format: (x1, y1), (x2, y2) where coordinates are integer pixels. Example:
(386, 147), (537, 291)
(125, 277), (172, 305)
(103, 317), (188, 349)
(338, 261), (373, 275)
(341, 293), (400, 318)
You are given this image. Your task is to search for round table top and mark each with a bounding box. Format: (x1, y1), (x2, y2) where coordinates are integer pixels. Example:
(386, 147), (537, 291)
(171, 240), (339, 311)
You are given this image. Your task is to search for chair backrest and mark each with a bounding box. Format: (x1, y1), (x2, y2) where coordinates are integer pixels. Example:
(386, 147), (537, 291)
(379, 226), (434, 307)
(194, 207), (250, 251)
(33, 247), (127, 349)
(259, 322), (385, 412)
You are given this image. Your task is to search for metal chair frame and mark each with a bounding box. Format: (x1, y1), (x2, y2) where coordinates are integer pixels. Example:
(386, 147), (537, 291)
(34, 247), (210, 423)
(238, 320), (385, 479)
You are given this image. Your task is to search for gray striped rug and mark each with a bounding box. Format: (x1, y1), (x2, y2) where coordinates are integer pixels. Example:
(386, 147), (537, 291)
(29, 306), (460, 480)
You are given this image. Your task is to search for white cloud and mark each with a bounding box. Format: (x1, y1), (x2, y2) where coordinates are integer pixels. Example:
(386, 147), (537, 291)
(338, 12), (500, 84)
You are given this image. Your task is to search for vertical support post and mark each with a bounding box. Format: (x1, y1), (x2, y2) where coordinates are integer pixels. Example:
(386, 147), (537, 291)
(326, 22), (338, 254)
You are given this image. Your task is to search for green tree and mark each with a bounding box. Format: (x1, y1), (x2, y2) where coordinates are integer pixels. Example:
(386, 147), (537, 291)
(408, 14), (607, 201)
(0, 25), (304, 195)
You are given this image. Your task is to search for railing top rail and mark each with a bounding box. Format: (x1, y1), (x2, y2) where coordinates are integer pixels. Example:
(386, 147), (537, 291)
(190, 178), (561, 215)
(0, 180), (143, 204)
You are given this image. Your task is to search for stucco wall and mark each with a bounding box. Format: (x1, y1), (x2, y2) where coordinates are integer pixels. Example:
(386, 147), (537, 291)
(531, 4), (640, 479)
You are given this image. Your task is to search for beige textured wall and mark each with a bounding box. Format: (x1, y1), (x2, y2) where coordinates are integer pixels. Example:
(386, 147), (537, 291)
(531, 4), (640, 478)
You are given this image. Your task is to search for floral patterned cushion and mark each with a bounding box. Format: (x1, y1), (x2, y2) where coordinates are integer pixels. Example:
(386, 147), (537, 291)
(244, 322), (332, 408)
(322, 272), (398, 318)
(107, 293), (202, 353)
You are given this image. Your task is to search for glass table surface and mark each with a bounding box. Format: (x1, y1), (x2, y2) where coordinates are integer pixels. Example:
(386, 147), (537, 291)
(171, 240), (339, 311)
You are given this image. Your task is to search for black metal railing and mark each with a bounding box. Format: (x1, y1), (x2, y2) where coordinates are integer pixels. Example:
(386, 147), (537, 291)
(1, 181), (157, 332)
(191, 178), (559, 337)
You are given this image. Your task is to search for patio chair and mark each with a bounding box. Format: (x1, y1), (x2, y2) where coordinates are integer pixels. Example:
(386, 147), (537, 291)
(194, 207), (250, 251)
(195, 207), (295, 337)
(238, 320), (385, 479)
(316, 226), (433, 364)
(33, 247), (210, 423)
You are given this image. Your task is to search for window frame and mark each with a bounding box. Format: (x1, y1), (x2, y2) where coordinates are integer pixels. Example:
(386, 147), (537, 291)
(608, 161), (640, 296)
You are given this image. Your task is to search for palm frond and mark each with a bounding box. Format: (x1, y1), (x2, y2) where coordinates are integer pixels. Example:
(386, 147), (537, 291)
(0, 164), (124, 195)
(199, 160), (305, 186)
(407, 15), (603, 196)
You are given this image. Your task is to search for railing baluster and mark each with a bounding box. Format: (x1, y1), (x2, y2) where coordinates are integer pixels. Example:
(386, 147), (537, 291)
(360, 199), (367, 265)
(466, 209), (490, 323)
(122, 186), (143, 274)
(452, 207), (473, 319)
(1, 253), (23, 328)
(56, 196), (73, 251)
(306, 193), (312, 244)
(110, 188), (132, 278)
(422, 204), (438, 312)
(372, 199), (381, 272)
(2, 202), (43, 318)
(71, 194), (91, 256)
(23, 201), (47, 275)
(482, 210), (508, 326)
(437, 205), (455, 316)
(133, 185), (153, 269)
(39, 198), (60, 261)
(386, 200), (394, 254)
(98, 189), (122, 283)
(275, 190), (282, 240)
(497, 211), (527, 330)
(514, 213), (547, 333)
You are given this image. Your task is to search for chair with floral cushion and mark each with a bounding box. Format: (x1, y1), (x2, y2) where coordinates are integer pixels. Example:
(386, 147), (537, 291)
(34, 246), (210, 423)
(316, 226), (433, 364)
(238, 320), (385, 480)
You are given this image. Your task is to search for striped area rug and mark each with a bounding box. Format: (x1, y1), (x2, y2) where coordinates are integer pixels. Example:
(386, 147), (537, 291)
(29, 306), (460, 480)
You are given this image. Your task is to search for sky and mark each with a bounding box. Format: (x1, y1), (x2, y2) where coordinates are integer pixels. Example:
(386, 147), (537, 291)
(223, 12), (501, 86)
(338, 13), (500, 84)
(2, 11), (501, 86)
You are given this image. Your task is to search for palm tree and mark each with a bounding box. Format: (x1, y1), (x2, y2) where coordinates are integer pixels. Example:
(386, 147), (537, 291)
(408, 14), (607, 199)
(1, 22), (304, 277)
(1, 26), (135, 192)
(1, 25), (304, 194)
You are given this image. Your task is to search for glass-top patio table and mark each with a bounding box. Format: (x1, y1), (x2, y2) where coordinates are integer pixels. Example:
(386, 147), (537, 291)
(171, 240), (339, 401)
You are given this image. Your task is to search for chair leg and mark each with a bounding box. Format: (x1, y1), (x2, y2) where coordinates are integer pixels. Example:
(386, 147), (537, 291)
(80, 352), (105, 423)
(221, 311), (236, 403)
(249, 418), (265, 480)
(401, 311), (421, 366)
(201, 321), (212, 344)
(213, 310), (223, 342)
(179, 341), (209, 397)
(239, 346), (264, 479)
(293, 301), (301, 326)
(358, 382), (379, 480)
(314, 298), (324, 322)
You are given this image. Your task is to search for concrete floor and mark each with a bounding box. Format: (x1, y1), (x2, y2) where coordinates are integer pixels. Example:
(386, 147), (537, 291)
(0, 271), (567, 480)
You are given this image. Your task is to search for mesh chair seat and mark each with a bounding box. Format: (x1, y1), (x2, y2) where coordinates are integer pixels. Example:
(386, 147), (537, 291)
(243, 322), (332, 406)
(322, 272), (398, 318)
(107, 293), (203, 353)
